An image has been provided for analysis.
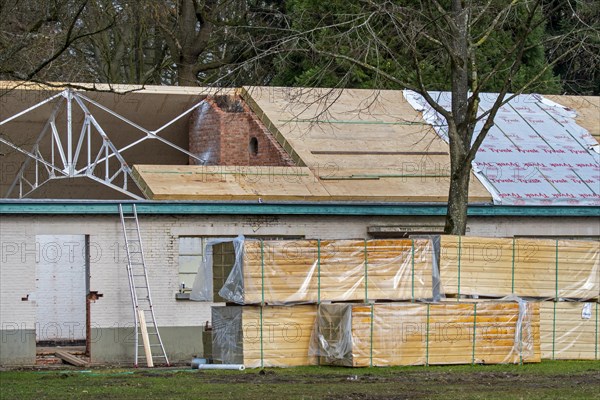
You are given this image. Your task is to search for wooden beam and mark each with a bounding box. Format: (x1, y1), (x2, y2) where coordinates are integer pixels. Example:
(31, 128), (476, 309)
(55, 350), (88, 367)
(311, 151), (449, 155)
(138, 310), (154, 368)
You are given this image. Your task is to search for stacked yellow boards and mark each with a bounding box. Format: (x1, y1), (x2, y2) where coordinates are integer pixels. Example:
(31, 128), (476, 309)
(211, 301), (540, 368)
(223, 239), (436, 304)
(212, 235), (598, 367)
(212, 305), (317, 368)
(540, 302), (599, 360)
(213, 238), (438, 367)
(439, 236), (599, 300)
(313, 302), (541, 367)
(439, 235), (599, 361)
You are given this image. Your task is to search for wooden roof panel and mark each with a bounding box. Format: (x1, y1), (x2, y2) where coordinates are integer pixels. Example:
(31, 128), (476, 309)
(132, 165), (332, 201)
(240, 86), (492, 202)
(545, 95), (600, 142)
(132, 164), (492, 203)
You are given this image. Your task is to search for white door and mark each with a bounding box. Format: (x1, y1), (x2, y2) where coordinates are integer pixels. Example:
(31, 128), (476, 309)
(35, 235), (87, 342)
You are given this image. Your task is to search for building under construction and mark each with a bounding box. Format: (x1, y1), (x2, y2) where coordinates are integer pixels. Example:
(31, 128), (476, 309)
(0, 82), (598, 367)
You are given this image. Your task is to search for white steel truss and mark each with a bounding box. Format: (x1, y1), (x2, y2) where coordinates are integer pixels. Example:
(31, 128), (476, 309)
(0, 89), (205, 199)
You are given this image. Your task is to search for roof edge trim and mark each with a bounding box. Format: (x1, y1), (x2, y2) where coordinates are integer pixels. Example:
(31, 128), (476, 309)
(0, 201), (597, 217)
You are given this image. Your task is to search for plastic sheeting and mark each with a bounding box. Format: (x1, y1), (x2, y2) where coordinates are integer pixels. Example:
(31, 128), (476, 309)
(439, 235), (600, 301)
(211, 305), (317, 368)
(218, 238), (439, 305)
(540, 302), (599, 360)
(404, 91), (600, 206)
(310, 300), (540, 367)
(190, 236), (244, 301)
(189, 101), (219, 165)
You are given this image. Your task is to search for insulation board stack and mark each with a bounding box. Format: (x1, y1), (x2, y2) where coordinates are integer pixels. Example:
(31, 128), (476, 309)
(212, 305), (317, 368)
(220, 239), (436, 304)
(439, 236), (599, 300)
(540, 302), (599, 360)
(312, 302), (541, 367)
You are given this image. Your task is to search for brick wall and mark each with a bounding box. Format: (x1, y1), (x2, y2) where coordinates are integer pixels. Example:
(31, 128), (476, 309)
(2, 214), (597, 331)
(2, 213), (597, 330)
(189, 95), (295, 166)
(189, 101), (221, 165)
(1, 213), (598, 365)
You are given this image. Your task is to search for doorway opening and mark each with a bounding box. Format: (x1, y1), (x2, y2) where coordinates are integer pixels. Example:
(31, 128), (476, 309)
(35, 234), (90, 365)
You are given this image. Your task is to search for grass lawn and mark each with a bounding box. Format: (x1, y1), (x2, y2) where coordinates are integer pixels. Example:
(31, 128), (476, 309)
(1, 361), (599, 399)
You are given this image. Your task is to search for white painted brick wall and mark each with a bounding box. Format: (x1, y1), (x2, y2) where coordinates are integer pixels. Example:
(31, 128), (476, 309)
(0, 216), (37, 334)
(1, 213), (597, 334)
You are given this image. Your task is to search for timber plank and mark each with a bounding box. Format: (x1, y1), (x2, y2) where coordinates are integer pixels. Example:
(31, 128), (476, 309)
(544, 95), (600, 141)
(224, 238), (436, 304)
(440, 236), (599, 300)
(55, 350), (88, 367)
(313, 302), (540, 367)
(212, 305), (317, 368)
(540, 302), (599, 360)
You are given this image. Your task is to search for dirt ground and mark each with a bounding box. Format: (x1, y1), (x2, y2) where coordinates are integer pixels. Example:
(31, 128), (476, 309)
(2, 362), (599, 399)
(140, 365), (600, 399)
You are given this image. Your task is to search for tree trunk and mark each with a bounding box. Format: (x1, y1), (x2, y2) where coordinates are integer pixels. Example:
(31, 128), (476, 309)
(444, 158), (471, 235)
(444, 2), (471, 236)
(177, 63), (198, 86)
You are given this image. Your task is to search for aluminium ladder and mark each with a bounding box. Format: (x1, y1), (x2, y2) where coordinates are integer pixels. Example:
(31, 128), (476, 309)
(119, 204), (169, 367)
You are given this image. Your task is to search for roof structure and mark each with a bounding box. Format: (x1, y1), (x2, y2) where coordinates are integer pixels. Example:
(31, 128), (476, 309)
(2, 199), (598, 217)
(405, 91), (600, 206)
(133, 165), (331, 201)
(544, 95), (600, 143)
(0, 82), (230, 199)
(134, 87), (492, 203)
(1, 82), (598, 207)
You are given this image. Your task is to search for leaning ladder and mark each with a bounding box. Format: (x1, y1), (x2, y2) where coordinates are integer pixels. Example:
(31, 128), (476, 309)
(119, 204), (169, 367)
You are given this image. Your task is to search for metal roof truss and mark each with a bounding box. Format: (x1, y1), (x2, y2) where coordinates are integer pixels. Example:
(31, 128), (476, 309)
(0, 89), (205, 199)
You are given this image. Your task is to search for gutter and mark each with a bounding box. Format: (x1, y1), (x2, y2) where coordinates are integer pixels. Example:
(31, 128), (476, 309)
(0, 200), (598, 217)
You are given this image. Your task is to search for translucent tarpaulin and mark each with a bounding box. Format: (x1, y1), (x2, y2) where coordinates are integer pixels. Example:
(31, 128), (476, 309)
(190, 236), (245, 301)
(438, 235), (600, 301)
(218, 238), (439, 305)
(540, 301), (599, 360)
(309, 300), (540, 367)
(211, 305), (318, 368)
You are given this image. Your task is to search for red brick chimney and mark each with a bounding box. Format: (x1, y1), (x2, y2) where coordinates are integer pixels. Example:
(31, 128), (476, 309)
(189, 95), (295, 166)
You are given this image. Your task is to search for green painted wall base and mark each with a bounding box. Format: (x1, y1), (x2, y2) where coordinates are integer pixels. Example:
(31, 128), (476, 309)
(90, 326), (204, 366)
(0, 328), (36, 366)
(0, 326), (204, 366)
